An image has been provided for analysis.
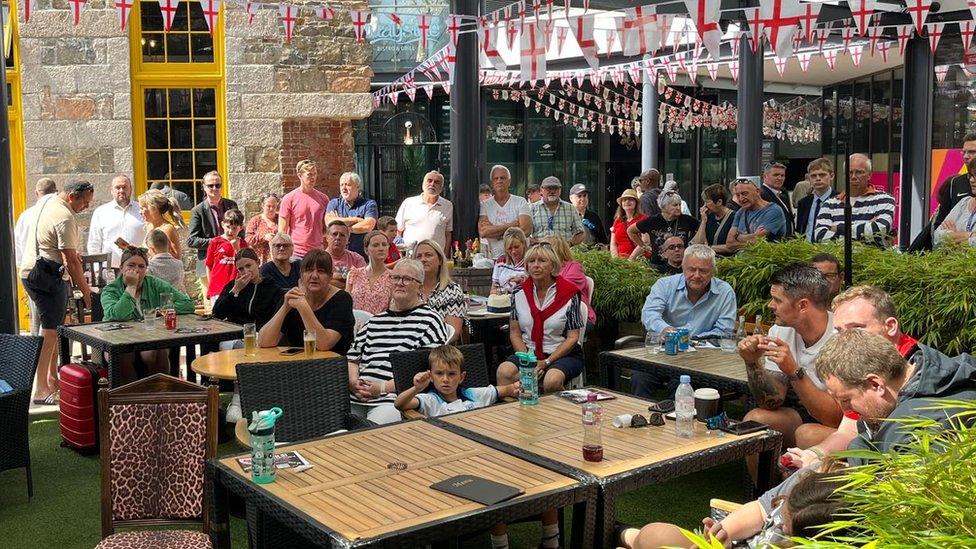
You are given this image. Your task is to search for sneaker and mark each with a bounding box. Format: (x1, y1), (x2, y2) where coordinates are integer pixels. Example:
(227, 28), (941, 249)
(225, 393), (241, 423)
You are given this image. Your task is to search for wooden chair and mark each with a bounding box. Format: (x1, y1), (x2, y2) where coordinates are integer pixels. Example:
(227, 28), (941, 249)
(0, 334), (43, 499)
(96, 374), (218, 549)
(72, 253), (112, 323)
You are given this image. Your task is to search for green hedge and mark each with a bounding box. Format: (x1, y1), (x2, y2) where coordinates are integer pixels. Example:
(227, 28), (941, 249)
(575, 240), (976, 355)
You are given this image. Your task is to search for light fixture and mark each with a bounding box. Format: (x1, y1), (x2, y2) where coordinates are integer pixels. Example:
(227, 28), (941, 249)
(403, 121), (414, 145)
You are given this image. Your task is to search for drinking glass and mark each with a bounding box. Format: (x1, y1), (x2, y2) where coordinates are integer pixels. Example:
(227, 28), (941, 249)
(143, 308), (157, 331)
(303, 330), (316, 357)
(243, 323), (257, 357)
(644, 331), (662, 355)
(720, 331), (737, 352)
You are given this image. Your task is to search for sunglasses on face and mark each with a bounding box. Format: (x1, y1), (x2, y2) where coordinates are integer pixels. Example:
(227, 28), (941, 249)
(205, 184), (222, 189)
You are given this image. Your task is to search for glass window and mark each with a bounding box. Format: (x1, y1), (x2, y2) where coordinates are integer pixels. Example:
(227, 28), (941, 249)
(138, 0), (214, 63)
(486, 100), (525, 193)
(525, 108), (564, 189)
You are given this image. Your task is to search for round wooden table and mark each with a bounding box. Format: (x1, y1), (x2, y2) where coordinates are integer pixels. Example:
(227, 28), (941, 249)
(191, 347), (340, 381)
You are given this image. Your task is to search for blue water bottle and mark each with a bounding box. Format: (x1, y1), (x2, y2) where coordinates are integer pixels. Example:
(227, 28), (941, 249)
(515, 351), (539, 405)
(248, 407), (283, 484)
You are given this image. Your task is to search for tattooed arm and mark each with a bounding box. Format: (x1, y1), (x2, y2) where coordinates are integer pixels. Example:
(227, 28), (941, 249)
(746, 363), (788, 410)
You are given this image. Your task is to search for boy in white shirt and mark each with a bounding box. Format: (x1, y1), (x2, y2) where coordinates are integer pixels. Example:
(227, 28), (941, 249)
(146, 229), (186, 293)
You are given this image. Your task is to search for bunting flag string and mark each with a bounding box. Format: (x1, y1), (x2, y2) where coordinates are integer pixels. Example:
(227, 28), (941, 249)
(157, 0), (178, 31)
(115, 0), (134, 30)
(200, 0), (220, 37)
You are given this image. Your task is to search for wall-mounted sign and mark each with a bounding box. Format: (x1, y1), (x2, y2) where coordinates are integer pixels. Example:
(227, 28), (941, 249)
(489, 122), (522, 145)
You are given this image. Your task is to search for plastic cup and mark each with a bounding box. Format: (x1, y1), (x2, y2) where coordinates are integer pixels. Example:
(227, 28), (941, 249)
(694, 388), (721, 422)
(644, 331), (661, 355)
(611, 414), (634, 428)
(243, 323), (257, 357)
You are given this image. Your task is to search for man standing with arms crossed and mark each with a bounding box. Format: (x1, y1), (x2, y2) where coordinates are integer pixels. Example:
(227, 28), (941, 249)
(478, 165), (531, 259)
(188, 171), (240, 304)
(279, 160), (330, 258)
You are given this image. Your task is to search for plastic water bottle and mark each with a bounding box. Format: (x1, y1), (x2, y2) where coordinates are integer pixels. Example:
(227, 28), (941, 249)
(735, 315), (747, 341)
(515, 351), (539, 405)
(581, 392), (603, 462)
(248, 407), (283, 484)
(675, 375), (695, 438)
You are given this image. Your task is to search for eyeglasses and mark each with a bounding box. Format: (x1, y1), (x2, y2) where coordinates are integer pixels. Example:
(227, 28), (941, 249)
(271, 243), (292, 249)
(664, 244), (685, 252)
(390, 274), (422, 285)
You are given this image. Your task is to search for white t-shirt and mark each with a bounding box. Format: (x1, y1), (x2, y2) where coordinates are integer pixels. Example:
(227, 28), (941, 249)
(396, 195), (454, 250)
(764, 313), (836, 390)
(480, 195), (530, 259)
(414, 386), (498, 417)
(511, 285), (584, 354)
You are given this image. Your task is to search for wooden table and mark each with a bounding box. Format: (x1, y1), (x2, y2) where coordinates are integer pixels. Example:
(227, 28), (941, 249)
(601, 347), (749, 396)
(208, 420), (596, 548)
(191, 347), (340, 381)
(432, 390), (781, 548)
(58, 315), (243, 388)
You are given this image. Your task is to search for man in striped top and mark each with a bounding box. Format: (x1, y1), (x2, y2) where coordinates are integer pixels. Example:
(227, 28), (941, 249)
(813, 153), (895, 248)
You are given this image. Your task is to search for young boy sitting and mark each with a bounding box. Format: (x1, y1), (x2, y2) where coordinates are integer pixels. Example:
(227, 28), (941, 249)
(147, 229), (187, 293)
(394, 345), (520, 417)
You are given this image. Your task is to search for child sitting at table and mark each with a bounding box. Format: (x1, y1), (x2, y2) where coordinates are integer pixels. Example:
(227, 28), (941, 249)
(146, 229), (186, 293)
(394, 345), (520, 417)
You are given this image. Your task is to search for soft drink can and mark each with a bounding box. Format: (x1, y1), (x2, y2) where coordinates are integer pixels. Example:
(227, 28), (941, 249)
(677, 328), (690, 351)
(665, 331), (679, 355)
(164, 309), (177, 330)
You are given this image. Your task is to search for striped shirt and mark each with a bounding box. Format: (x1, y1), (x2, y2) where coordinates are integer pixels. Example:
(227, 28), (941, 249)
(814, 189), (895, 247)
(347, 304), (448, 406)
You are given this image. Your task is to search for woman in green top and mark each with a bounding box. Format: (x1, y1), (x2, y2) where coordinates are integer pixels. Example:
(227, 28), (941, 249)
(100, 247), (195, 382)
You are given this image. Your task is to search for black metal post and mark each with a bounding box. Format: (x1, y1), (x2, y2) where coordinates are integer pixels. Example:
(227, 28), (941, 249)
(736, 33), (763, 178)
(899, 36), (934, 249)
(0, 5), (17, 334)
(449, 0), (482, 244)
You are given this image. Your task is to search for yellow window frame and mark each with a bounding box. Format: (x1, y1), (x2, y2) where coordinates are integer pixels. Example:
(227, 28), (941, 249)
(5, 1), (30, 330)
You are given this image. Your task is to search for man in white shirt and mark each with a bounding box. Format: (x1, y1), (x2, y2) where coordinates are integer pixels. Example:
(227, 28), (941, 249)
(478, 165), (532, 259)
(396, 170), (453, 250)
(737, 264), (841, 477)
(14, 177), (57, 336)
(87, 175), (146, 267)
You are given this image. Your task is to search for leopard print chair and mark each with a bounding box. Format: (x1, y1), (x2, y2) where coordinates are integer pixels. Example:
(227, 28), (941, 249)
(96, 374), (219, 549)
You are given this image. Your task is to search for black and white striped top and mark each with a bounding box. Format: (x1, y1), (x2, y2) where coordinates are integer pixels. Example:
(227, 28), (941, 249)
(813, 191), (895, 247)
(347, 304), (448, 406)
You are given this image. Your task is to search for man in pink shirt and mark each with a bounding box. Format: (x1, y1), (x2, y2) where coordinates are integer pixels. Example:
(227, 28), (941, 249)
(325, 220), (366, 289)
(278, 159), (329, 258)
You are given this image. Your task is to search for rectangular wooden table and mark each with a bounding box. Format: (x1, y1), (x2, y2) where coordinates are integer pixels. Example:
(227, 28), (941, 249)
(208, 420), (596, 548)
(432, 390), (781, 548)
(58, 315), (243, 387)
(601, 347), (750, 397)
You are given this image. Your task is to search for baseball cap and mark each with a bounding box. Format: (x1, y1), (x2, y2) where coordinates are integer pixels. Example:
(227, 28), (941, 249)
(569, 184), (587, 196)
(540, 176), (561, 188)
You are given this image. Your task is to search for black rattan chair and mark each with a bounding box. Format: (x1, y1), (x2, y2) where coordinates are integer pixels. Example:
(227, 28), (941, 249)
(0, 333), (43, 499)
(390, 343), (490, 394)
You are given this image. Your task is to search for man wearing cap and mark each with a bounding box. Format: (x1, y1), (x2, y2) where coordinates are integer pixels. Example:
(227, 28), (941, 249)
(478, 165), (532, 259)
(529, 176), (585, 245)
(569, 183), (607, 245)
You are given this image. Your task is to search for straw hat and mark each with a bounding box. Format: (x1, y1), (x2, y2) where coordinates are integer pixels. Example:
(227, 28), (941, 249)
(616, 188), (640, 206)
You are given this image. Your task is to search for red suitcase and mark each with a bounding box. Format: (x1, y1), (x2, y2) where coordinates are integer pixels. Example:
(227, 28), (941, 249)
(59, 361), (107, 453)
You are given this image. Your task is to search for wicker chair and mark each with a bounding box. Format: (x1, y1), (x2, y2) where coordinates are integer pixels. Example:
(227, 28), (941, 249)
(390, 343), (490, 395)
(0, 333), (43, 499)
(96, 374), (218, 549)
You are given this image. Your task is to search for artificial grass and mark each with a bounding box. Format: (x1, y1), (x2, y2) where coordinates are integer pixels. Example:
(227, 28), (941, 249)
(0, 412), (747, 548)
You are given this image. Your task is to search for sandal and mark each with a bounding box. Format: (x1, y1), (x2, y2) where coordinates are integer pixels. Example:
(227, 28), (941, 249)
(35, 392), (59, 406)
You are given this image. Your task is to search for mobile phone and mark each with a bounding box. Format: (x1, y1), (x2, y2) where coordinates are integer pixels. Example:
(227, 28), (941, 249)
(720, 420), (768, 436)
(279, 347), (303, 356)
(648, 400), (675, 414)
(114, 237), (131, 249)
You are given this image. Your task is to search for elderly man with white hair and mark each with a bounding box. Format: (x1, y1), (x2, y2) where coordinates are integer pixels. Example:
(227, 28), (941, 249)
(632, 243), (737, 397)
(725, 178), (788, 252)
(87, 174), (146, 267)
(478, 164), (532, 259)
(814, 153), (895, 248)
(326, 171), (378, 257)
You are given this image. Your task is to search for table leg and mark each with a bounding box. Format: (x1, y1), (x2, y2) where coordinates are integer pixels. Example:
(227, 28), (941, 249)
(108, 348), (120, 388)
(597, 488), (616, 549)
(207, 464), (231, 549)
(603, 355), (617, 390)
(570, 486), (596, 549)
(186, 344), (198, 384)
(753, 446), (779, 496)
(58, 333), (70, 368)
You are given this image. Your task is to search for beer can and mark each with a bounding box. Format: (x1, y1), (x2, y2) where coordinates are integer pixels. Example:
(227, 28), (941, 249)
(164, 309), (177, 330)
(677, 328), (690, 351)
(665, 331), (679, 355)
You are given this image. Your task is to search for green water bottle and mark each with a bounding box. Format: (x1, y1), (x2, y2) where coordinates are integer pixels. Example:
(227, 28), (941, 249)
(515, 351), (539, 405)
(248, 407), (283, 484)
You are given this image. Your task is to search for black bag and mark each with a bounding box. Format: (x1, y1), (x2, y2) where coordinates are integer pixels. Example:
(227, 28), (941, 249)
(22, 197), (64, 296)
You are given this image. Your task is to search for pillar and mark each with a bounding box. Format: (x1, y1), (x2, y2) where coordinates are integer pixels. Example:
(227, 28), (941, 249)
(449, 0), (482, 244)
(898, 36), (934, 249)
(736, 33), (763, 178)
(641, 58), (659, 170)
(0, 5), (15, 333)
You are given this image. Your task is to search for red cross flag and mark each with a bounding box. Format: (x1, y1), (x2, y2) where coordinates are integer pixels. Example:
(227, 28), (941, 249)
(878, 39), (891, 61)
(605, 28), (617, 58)
(157, 0), (178, 31)
(849, 44), (863, 66)
(627, 63), (641, 83)
(905, 0), (931, 37)
(418, 57), (441, 81)
(418, 14), (431, 50)
(797, 3), (821, 43)
(847, 0), (875, 37)
(317, 6), (334, 20)
(935, 64), (948, 84)
(115, 0), (134, 30)
(350, 10), (370, 43)
(797, 51), (812, 71)
(706, 62), (718, 80)
(960, 21), (974, 53)
(23, 0), (35, 23)
(816, 25), (830, 51)
(658, 14), (674, 52)
(443, 43), (457, 84)
(841, 24), (855, 49)
(896, 24), (912, 55)
(927, 22), (944, 54)
(731, 29), (741, 57)
(569, 14), (599, 69)
(760, 0), (802, 59)
(480, 19), (507, 71)
(387, 13), (402, 26)
(746, 7), (764, 53)
(867, 25), (882, 56)
(279, 4), (298, 42)
(448, 15), (461, 48)
(824, 47), (838, 69)
(543, 19), (555, 49)
(684, 0), (721, 61)
(199, 0), (220, 36)
(687, 57), (699, 83)
(245, 2), (258, 24)
(520, 22), (547, 84)
(728, 59), (739, 81)
(773, 56), (787, 76)
(506, 18), (519, 50)
(615, 13), (630, 54)
(423, 84), (435, 101)
(556, 26), (568, 55)
(663, 59), (677, 82)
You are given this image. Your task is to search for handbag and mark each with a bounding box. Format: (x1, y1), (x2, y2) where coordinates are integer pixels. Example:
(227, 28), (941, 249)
(23, 196), (65, 296)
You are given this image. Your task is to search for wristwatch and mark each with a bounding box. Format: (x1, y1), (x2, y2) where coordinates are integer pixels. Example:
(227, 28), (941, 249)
(544, 359), (551, 368)
(786, 367), (806, 382)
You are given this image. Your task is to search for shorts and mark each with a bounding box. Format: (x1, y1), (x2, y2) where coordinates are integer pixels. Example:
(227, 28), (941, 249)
(506, 344), (585, 382)
(22, 278), (68, 330)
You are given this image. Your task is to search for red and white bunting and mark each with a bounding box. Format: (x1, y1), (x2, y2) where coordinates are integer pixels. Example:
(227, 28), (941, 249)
(659, 14), (674, 52)
(797, 51), (812, 71)
(442, 82), (451, 95)
(867, 25), (881, 56)
(772, 56), (785, 76)
(896, 24), (912, 55)
(506, 18), (520, 50)
(372, 95), (381, 109)
(824, 48), (838, 70)
(627, 63), (642, 84)
(588, 68), (602, 88)
(760, 0), (802, 59)
(841, 23), (855, 50)
(969, 0), (976, 22)
(728, 60), (739, 82)
(731, 29), (741, 57)
(615, 12), (630, 54)
(927, 22), (944, 54)
(622, 5), (660, 56)
(556, 26), (568, 55)
(387, 12), (401, 26)
(441, 44), (457, 84)
(418, 14), (431, 50)
(684, 0), (722, 60)
(542, 19), (555, 49)
(114, 0), (134, 30)
(849, 44), (863, 66)
(517, 0), (526, 28)
(404, 79), (416, 102)
(959, 21), (974, 53)
(23, 0), (35, 23)
(350, 10), (370, 43)
(317, 6), (334, 20)
(905, 0), (931, 37)
(935, 64), (949, 84)
(569, 14), (599, 69)
(520, 23), (546, 84)
(68, 0), (88, 25)
(157, 0), (178, 30)
(878, 39), (891, 62)
(279, 4), (298, 42)
(447, 15), (461, 48)
(746, 8), (764, 53)
(706, 62), (718, 80)
(480, 20), (507, 71)
(423, 84), (436, 101)
(675, 51), (686, 71)
(604, 29), (616, 58)
(663, 59), (677, 82)
(388, 91), (399, 106)
(687, 56), (699, 83)
(797, 2), (821, 43)
(418, 57), (440, 81)
(847, 0), (875, 37)
(245, 2), (259, 24)
(816, 25), (830, 51)
(199, 0), (220, 36)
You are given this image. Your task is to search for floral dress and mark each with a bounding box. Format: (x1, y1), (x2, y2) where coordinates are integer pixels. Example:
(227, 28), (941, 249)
(346, 266), (394, 315)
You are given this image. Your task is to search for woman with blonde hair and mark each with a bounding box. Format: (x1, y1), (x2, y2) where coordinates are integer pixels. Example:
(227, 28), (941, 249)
(544, 236), (596, 325)
(413, 239), (465, 342)
(490, 227), (528, 294)
(138, 189), (185, 258)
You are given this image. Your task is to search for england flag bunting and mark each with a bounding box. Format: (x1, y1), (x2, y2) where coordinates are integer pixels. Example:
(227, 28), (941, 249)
(387, 12), (402, 26)
(23, 0), (35, 23)
(935, 64), (948, 84)
(927, 22), (944, 54)
(157, 0), (179, 30)
(731, 29), (741, 57)
(759, 0), (802, 59)
(605, 28), (617, 58)
(905, 0), (931, 37)
(797, 2), (821, 43)
(797, 51), (812, 71)
(199, 0), (220, 36)
(659, 14), (674, 52)
(867, 25), (882, 56)
(841, 24), (855, 49)
(447, 15), (461, 48)
(506, 17), (520, 50)
(317, 6), (334, 20)
(543, 19), (555, 50)
(684, 0), (722, 61)
(728, 59), (739, 81)
(245, 1), (259, 24)
(687, 56), (699, 83)
(115, 0), (134, 30)
(706, 62), (718, 80)
(520, 22), (546, 83)
(480, 19), (507, 71)
(878, 39), (891, 61)
(615, 13), (630, 54)
(350, 10), (370, 43)
(847, 0), (875, 37)
(627, 63), (642, 84)
(773, 56), (787, 76)
(423, 84), (435, 101)
(372, 95), (381, 109)
(849, 44), (863, 66)
(418, 14), (431, 50)
(664, 59), (677, 82)
(745, 8), (764, 53)
(896, 24), (912, 55)
(816, 25), (831, 51)
(279, 4), (298, 42)
(441, 44), (457, 84)
(388, 90), (399, 106)
(959, 20), (974, 53)
(568, 14), (599, 69)
(418, 57), (441, 81)
(824, 47), (838, 69)
(556, 26), (569, 55)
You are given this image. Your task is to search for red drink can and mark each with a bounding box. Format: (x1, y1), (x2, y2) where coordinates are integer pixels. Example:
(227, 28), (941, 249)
(164, 309), (177, 330)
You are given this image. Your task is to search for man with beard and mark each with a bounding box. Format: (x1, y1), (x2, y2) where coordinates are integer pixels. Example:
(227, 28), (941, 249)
(933, 155), (976, 248)
(529, 176), (584, 245)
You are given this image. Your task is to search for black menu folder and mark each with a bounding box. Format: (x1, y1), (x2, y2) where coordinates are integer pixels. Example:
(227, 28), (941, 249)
(430, 475), (524, 506)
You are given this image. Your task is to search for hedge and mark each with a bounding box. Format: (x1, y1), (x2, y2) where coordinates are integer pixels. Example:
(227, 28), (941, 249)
(574, 240), (976, 355)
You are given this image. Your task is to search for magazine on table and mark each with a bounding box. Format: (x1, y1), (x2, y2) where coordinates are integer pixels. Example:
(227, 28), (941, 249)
(558, 389), (617, 404)
(236, 451), (310, 473)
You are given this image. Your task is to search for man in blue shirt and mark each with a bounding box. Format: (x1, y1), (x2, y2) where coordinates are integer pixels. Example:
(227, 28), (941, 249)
(632, 244), (738, 398)
(325, 172), (378, 257)
(725, 178), (788, 252)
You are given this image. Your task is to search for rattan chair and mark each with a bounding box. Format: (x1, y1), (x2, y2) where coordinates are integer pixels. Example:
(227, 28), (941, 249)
(96, 374), (218, 548)
(390, 343), (490, 394)
(0, 333), (42, 499)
